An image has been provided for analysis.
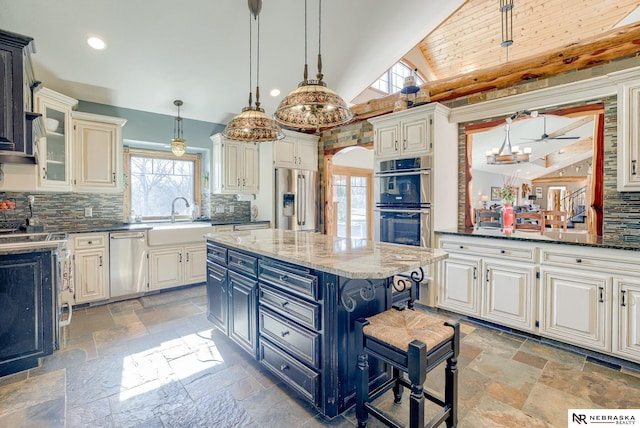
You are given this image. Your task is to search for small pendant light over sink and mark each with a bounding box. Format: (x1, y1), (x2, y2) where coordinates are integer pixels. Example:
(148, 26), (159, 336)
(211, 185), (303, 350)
(171, 100), (186, 157)
(222, 0), (284, 142)
(274, 0), (353, 131)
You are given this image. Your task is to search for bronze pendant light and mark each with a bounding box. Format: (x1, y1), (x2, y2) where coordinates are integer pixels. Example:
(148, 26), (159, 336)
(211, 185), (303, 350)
(171, 99), (186, 157)
(222, 0), (284, 142)
(274, 0), (353, 131)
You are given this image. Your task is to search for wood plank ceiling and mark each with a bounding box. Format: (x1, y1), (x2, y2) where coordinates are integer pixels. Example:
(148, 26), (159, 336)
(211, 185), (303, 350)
(421, 0), (639, 80)
(352, 0), (640, 118)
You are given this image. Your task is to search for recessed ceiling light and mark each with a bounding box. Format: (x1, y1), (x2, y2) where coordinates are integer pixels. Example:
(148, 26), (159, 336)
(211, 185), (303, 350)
(270, 88), (280, 97)
(87, 36), (106, 50)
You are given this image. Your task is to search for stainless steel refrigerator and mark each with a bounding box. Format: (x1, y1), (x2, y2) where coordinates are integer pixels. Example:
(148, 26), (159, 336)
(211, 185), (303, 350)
(274, 168), (317, 232)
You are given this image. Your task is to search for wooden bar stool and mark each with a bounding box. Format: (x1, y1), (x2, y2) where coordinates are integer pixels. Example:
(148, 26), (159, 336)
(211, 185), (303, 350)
(355, 308), (460, 428)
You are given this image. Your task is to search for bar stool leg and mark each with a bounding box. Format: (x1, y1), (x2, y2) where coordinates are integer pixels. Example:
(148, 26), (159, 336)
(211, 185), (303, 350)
(392, 367), (403, 404)
(355, 319), (369, 428)
(445, 321), (460, 428)
(408, 340), (427, 428)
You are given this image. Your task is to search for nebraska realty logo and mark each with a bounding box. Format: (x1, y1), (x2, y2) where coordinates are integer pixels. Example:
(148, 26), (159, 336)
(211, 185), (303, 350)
(569, 409), (639, 426)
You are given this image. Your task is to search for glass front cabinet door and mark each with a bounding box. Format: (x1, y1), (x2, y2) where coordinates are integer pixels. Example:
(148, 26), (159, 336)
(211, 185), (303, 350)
(34, 87), (78, 190)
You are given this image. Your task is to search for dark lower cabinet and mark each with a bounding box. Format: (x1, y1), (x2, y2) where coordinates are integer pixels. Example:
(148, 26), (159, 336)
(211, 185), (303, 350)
(206, 241), (391, 418)
(206, 260), (228, 334)
(228, 270), (257, 356)
(0, 251), (54, 376)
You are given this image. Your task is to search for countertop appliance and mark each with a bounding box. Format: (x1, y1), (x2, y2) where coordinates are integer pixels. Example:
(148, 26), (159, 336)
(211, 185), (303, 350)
(274, 168), (317, 232)
(109, 231), (147, 298)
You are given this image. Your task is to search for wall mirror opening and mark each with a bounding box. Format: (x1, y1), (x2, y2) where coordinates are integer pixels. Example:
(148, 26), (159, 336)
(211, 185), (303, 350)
(464, 104), (604, 236)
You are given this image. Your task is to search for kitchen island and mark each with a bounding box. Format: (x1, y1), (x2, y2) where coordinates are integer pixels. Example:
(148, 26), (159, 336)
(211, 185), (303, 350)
(204, 229), (447, 417)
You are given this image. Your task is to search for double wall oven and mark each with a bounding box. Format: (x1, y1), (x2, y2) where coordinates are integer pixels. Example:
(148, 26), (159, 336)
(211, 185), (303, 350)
(374, 156), (431, 247)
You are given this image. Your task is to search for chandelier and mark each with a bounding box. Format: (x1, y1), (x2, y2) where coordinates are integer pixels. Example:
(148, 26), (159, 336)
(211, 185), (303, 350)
(274, 0), (353, 131)
(222, 0), (284, 142)
(486, 124), (531, 165)
(171, 100), (186, 157)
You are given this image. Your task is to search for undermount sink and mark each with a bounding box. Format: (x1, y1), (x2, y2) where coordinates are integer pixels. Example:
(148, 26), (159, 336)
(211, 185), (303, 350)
(147, 223), (215, 246)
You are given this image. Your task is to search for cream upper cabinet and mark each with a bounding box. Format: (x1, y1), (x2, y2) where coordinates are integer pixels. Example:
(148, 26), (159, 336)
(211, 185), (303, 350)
(34, 88), (78, 190)
(274, 130), (318, 171)
(72, 112), (126, 192)
(370, 108), (433, 158)
(614, 69), (640, 191)
(211, 134), (259, 194)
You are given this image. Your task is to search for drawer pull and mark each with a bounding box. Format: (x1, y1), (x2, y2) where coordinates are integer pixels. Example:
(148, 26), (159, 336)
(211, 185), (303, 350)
(459, 245), (464, 249)
(280, 274), (289, 282)
(280, 364), (289, 371)
(576, 258), (582, 263)
(281, 330), (290, 337)
(237, 259), (244, 265)
(281, 301), (289, 308)
(500, 250), (506, 254)
(88, 241), (92, 245)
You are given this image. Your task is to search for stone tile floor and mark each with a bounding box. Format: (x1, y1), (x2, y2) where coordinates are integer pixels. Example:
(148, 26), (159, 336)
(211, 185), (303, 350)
(0, 285), (639, 427)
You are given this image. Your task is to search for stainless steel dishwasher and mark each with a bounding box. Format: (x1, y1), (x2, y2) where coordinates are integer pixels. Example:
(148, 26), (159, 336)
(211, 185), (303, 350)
(109, 231), (147, 298)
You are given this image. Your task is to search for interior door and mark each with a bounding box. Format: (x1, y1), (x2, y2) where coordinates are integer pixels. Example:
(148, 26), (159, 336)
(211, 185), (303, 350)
(331, 166), (372, 240)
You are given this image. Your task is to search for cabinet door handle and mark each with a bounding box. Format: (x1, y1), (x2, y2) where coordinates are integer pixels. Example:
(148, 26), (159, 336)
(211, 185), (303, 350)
(621, 290), (627, 307)
(112, 172), (116, 183)
(281, 330), (290, 337)
(486, 269), (490, 283)
(186, 252), (190, 262)
(599, 286), (604, 303)
(42, 167), (47, 180)
(179, 253), (183, 263)
(394, 141), (398, 151)
(280, 364), (289, 371)
(403, 139), (407, 150)
(632, 160), (637, 176)
(237, 178), (241, 186)
(99, 256), (103, 267)
(473, 266), (477, 280)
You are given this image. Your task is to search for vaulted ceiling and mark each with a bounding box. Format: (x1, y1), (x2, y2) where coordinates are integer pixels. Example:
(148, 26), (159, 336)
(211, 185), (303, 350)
(1, 0), (639, 129)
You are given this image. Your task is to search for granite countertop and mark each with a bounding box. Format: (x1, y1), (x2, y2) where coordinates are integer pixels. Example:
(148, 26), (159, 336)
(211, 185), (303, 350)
(205, 228), (448, 279)
(436, 228), (640, 252)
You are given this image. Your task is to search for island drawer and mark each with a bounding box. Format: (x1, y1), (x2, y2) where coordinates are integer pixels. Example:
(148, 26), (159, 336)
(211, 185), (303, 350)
(73, 233), (106, 249)
(207, 243), (227, 266)
(540, 247), (640, 275)
(259, 260), (318, 300)
(259, 307), (320, 369)
(259, 283), (321, 331)
(228, 250), (258, 278)
(439, 238), (536, 262)
(260, 337), (319, 406)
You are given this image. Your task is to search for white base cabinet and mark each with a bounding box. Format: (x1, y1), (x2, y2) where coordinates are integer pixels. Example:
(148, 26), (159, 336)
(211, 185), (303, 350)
(148, 244), (206, 291)
(437, 234), (640, 364)
(539, 267), (611, 352)
(614, 278), (640, 361)
(70, 233), (109, 304)
(437, 237), (537, 332)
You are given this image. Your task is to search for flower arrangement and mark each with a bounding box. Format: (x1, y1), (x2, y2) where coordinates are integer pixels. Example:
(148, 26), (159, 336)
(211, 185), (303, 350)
(498, 173), (518, 204)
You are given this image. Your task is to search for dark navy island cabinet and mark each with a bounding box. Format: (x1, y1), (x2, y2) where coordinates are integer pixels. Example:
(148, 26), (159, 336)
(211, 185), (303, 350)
(0, 251), (54, 376)
(206, 241), (391, 418)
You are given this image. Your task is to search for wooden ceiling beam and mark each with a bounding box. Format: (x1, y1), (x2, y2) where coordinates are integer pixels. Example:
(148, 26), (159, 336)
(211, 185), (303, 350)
(351, 22), (640, 121)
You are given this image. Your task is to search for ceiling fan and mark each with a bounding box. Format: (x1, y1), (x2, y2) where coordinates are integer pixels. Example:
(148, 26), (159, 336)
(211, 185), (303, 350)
(521, 115), (580, 142)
